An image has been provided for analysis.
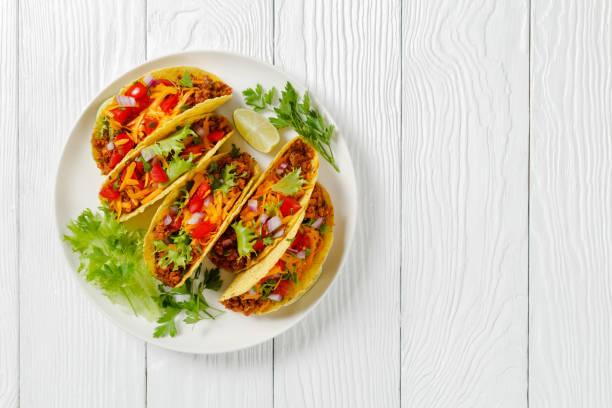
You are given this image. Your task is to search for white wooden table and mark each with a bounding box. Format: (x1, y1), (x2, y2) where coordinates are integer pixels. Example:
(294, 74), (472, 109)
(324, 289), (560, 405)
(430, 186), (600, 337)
(2, 0), (611, 406)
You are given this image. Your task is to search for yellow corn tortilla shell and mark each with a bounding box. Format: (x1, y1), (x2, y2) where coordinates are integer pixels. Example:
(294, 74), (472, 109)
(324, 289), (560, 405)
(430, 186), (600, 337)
(91, 66), (232, 172)
(101, 113), (233, 222)
(255, 183), (334, 314)
(143, 152), (261, 287)
(218, 138), (320, 300)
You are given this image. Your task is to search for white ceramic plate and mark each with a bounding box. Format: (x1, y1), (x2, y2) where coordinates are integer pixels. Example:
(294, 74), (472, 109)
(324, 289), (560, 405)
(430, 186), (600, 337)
(55, 50), (357, 354)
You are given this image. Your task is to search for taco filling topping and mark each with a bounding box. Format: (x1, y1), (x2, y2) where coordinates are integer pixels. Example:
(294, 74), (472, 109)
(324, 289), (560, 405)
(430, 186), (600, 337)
(93, 69), (232, 174)
(99, 114), (232, 219)
(209, 139), (317, 271)
(221, 184), (333, 315)
(150, 152), (255, 287)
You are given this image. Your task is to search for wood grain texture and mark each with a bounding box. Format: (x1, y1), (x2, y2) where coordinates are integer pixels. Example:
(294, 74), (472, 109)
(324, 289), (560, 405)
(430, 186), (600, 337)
(146, 2), (274, 407)
(401, 0), (529, 407)
(19, 1), (147, 407)
(0, 0), (19, 407)
(530, 1), (612, 406)
(273, 1), (401, 407)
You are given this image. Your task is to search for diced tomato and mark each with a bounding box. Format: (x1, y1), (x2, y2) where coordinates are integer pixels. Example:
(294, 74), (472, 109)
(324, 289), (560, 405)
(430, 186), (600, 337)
(115, 133), (135, 155)
(274, 279), (293, 297)
(150, 163), (169, 183)
(183, 144), (203, 156)
(143, 119), (158, 135)
(280, 196), (301, 217)
(160, 94), (179, 113)
(191, 221), (215, 239)
(253, 238), (265, 252)
(188, 196), (203, 213)
(207, 130), (225, 143)
(290, 232), (310, 251)
(170, 215), (183, 231)
(125, 82), (148, 102)
(110, 107), (134, 125)
(195, 182), (210, 199)
(276, 259), (286, 271)
(159, 79), (175, 87)
(109, 152), (123, 169)
(135, 160), (144, 174)
(99, 186), (120, 200)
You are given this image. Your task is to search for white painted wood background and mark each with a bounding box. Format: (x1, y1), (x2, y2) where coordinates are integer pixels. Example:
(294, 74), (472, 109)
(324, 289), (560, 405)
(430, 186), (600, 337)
(1, 0), (610, 406)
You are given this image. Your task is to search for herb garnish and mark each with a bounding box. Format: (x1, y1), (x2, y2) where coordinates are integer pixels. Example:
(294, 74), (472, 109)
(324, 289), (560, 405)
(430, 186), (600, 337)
(242, 84), (275, 112)
(178, 70), (193, 88)
(272, 168), (306, 196)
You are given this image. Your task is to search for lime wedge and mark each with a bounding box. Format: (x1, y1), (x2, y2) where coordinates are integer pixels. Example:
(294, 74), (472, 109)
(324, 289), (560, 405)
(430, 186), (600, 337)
(233, 108), (280, 153)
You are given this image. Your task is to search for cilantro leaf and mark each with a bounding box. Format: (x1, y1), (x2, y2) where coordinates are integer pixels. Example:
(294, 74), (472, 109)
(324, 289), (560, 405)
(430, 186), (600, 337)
(140, 125), (197, 160)
(263, 201), (281, 216)
(232, 221), (257, 258)
(165, 154), (195, 182)
(153, 307), (179, 338)
(203, 267), (223, 291)
(212, 164), (238, 196)
(230, 144), (241, 158)
(259, 278), (278, 298)
(272, 168), (306, 196)
(178, 70), (193, 88)
(243, 84), (276, 112)
(63, 207), (160, 321)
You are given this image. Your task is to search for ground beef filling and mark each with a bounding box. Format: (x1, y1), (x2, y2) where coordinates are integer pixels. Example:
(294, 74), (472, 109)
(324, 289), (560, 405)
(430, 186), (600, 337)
(93, 134), (115, 174)
(305, 185), (332, 219)
(156, 246), (201, 287)
(222, 296), (269, 316)
(278, 139), (315, 177)
(189, 77), (232, 105)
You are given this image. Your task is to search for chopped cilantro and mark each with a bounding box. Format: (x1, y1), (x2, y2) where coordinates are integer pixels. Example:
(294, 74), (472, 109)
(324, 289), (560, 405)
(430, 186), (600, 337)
(178, 70), (193, 88)
(242, 84), (276, 112)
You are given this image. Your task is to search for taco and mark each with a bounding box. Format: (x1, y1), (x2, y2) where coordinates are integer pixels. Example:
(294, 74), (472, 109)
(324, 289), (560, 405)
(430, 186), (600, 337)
(209, 137), (319, 273)
(143, 151), (260, 287)
(218, 183), (334, 315)
(92, 66), (232, 175)
(98, 113), (233, 222)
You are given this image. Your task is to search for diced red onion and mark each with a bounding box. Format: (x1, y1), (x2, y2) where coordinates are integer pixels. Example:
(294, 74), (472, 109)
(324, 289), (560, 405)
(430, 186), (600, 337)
(192, 123), (207, 138)
(272, 228), (285, 239)
(203, 195), (213, 208)
(247, 199), (258, 212)
(267, 216), (282, 232)
(276, 169), (283, 176)
(141, 149), (155, 162)
(280, 163), (288, 169)
(106, 142), (115, 151)
(144, 73), (158, 87)
(287, 248), (298, 255)
(295, 250), (306, 259)
(168, 206), (178, 215)
(258, 213), (268, 225)
(188, 212), (204, 225)
(271, 273), (281, 279)
(248, 288), (257, 296)
(116, 95), (136, 107)
(268, 293), (283, 302)
(163, 215), (172, 226)
(221, 238), (233, 248)
(312, 217), (324, 229)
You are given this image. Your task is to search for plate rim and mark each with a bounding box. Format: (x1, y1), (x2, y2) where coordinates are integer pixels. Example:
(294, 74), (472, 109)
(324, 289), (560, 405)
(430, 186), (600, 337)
(54, 49), (358, 354)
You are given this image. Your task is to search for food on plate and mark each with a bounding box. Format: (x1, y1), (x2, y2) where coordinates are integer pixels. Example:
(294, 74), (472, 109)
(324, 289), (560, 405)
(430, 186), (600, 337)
(243, 82), (339, 171)
(143, 150), (260, 287)
(92, 67), (232, 174)
(233, 108), (280, 153)
(99, 113), (233, 222)
(218, 183), (333, 315)
(208, 137), (319, 273)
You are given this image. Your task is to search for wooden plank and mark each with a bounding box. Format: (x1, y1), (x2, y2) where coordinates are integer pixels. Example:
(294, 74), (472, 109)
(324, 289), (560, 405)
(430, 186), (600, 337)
(401, 0), (529, 406)
(19, 1), (147, 407)
(273, 1), (401, 406)
(530, 1), (612, 406)
(145, 2), (274, 407)
(0, 0), (19, 406)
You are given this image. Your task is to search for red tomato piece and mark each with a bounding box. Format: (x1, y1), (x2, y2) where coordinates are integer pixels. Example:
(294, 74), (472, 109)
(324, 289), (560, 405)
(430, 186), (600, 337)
(160, 94), (179, 113)
(183, 144), (203, 156)
(253, 238), (265, 252)
(135, 160), (145, 174)
(280, 196), (301, 217)
(115, 133), (135, 155)
(207, 130), (225, 143)
(290, 232), (310, 251)
(274, 279), (293, 297)
(276, 259), (286, 271)
(191, 221), (215, 239)
(170, 215), (183, 231)
(110, 107), (134, 125)
(99, 186), (120, 200)
(125, 82), (148, 102)
(143, 119), (158, 135)
(109, 152), (123, 169)
(150, 163), (169, 183)
(159, 79), (175, 87)
(195, 182), (210, 198)
(188, 196), (203, 213)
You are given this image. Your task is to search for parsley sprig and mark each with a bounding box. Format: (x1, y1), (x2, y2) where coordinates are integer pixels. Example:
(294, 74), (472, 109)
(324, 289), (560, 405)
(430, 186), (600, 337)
(153, 267), (224, 338)
(242, 82), (339, 171)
